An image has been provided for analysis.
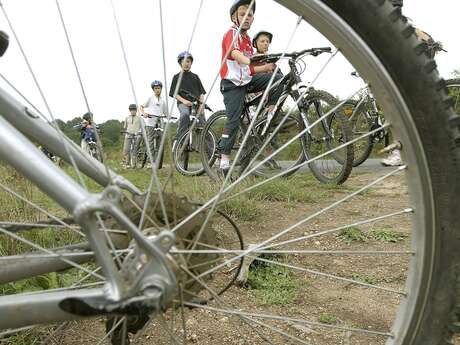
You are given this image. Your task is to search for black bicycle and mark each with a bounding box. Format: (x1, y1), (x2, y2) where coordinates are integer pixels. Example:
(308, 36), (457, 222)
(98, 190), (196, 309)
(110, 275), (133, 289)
(121, 131), (141, 168)
(173, 90), (215, 176)
(200, 47), (354, 184)
(341, 71), (390, 167)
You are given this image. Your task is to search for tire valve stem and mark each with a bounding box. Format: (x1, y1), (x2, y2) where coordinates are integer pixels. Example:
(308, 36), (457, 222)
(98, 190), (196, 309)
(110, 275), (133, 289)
(379, 141), (402, 154)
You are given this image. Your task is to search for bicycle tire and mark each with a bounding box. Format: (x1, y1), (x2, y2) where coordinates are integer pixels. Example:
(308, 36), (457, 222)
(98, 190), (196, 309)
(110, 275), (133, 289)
(310, 0), (460, 342)
(342, 100), (375, 167)
(301, 89), (354, 184)
(173, 129), (207, 176)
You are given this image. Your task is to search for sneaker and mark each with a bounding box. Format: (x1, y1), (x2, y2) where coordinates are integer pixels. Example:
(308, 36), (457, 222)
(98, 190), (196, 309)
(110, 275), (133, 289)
(381, 149), (403, 166)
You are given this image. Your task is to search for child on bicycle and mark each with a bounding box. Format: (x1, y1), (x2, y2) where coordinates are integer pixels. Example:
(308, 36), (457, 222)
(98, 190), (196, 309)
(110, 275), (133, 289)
(169, 51), (206, 143)
(140, 80), (167, 164)
(122, 104), (142, 168)
(219, 0), (283, 174)
(76, 112), (97, 155)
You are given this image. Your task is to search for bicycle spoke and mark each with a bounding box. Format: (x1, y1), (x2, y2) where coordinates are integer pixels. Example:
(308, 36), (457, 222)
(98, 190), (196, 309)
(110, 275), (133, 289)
(109, 0), (170, 232)
(95, 316), (126, 345)
(221, 122), (391, 204)
(54, 0), (113, 183)
(0, 2), (91, 189)
(182, 303), (393, 338)
(262, 208), (412, 250)
(0, 227), (105, 280)
(253, 255), (405, 295)
(191, 166), (407, 282)
(0, 181), (84, 237)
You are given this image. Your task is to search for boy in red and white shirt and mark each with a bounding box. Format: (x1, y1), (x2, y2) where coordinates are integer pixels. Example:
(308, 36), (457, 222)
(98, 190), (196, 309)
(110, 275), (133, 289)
(219, 0), (282, 173)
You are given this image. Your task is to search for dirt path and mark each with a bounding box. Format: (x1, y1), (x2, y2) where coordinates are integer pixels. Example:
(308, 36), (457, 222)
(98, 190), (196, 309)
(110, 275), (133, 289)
(56, 170), (448, 344)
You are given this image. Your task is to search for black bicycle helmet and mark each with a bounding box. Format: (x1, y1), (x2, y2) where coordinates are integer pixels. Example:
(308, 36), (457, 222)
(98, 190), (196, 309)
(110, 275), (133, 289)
(230, 0), (256, 18)
(177, 51), (193, 64)
(128, 104), (137, 110)
(82, 112), (93, 122)
(252, 30), (273, 48)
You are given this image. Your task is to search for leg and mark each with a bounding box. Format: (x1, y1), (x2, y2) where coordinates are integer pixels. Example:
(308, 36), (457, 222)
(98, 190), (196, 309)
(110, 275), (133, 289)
(122, 135), (130, 165)
(219, 80), (246, 156)
(248, 72), (284, 110)
(176, 104), (191, 141)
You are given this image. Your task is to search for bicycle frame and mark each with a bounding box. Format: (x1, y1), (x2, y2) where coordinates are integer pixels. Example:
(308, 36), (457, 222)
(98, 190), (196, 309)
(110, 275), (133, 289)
(244, 56), (327, 140)
(0, 86), (174, 329)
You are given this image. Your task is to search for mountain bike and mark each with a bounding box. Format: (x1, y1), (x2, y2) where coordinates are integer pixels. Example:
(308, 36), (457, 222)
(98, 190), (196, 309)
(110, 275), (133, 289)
(341, 72), (390, 167)
(121, 131), (141, 168)
(201, 47), (354, 184)
(172, 90), (215, 176)
(0, 1), (459, 345)
(140, 112), (168, 170)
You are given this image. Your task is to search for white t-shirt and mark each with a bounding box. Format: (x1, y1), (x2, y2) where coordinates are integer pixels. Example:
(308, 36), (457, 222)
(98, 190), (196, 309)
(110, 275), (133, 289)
(143, 95), (167, 127)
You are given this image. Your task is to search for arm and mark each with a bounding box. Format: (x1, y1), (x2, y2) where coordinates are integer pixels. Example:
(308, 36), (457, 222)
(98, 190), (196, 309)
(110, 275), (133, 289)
(176, 95), (192, 107)
(230, 50), (276, 74)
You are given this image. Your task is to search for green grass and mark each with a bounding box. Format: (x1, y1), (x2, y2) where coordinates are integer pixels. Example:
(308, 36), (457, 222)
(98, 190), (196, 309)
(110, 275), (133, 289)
(247, 259), (300, 305)
(370, 229), (408, 243)
(318, 313), (337, 325)
(337, 227), (408, 244)
(337, 227), (368, 244)
(351, 273), (378, 285)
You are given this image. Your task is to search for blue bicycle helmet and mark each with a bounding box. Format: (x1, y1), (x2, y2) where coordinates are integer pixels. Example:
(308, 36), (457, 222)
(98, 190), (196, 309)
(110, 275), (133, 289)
(177, 51), (193, 64)
(151, 80), (163, 88)
(230, 0), (256, 18)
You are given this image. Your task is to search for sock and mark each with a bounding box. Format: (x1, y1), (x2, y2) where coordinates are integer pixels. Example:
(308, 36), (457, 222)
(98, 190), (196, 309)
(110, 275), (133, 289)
(220, 154), (230, 169)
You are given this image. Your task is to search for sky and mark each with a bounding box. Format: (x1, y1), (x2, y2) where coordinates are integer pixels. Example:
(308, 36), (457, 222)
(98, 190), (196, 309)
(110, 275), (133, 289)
(0, 0), (458, 123)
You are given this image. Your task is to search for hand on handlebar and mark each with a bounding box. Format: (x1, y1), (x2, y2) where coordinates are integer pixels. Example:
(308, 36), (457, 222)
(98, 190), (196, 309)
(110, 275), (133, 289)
(264, 63), (277, 73)
(182, 100), (193, 107)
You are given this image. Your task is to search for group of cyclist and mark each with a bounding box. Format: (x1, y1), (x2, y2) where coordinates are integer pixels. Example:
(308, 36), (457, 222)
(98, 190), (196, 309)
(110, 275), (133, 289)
(89, 0), (409, 171)
(118, 0), (282, 170)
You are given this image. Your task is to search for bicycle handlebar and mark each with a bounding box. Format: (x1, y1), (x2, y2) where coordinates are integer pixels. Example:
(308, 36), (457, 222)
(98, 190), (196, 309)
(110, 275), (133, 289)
(180, 90), (213, 112)
(250, 47), (332, 64)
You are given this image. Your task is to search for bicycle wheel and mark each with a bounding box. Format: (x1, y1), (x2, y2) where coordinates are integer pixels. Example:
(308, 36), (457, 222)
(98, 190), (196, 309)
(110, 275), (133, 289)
(342, 100), (375, 167)
(200, 110), (246, 181)
(446, 78), (460, 115)
(174, 128), (212, 176)
(152, 135), (164, 170)
(1, 1), (459, 345)
(135, 137), (147, 169)
(301, 89), (354, 184)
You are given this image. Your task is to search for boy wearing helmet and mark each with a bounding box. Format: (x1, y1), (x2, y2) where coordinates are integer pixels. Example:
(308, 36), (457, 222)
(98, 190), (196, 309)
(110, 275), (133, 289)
(252, 31), (272, 55)
(140, 81), (167, 158)
(219, 0), (283, 173)
(169, 51), (206, 142)
(122, 104), (142, 167)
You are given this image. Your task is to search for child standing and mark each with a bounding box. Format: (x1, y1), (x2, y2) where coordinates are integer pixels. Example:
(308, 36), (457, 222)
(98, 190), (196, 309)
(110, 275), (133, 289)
(169, 52), (206, 142)
(122, 104), (142, 167)
(140, 80), (167, 158)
